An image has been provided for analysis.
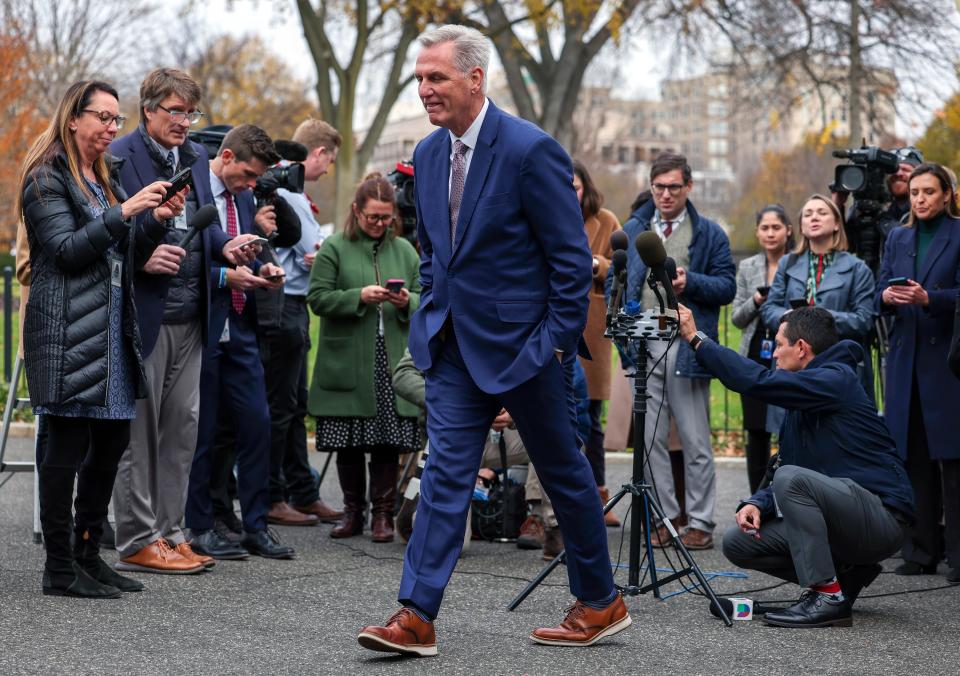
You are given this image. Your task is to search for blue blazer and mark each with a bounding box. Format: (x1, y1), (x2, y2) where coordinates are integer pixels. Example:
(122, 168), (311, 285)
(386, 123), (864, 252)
(408, 101), (592, 394)
(877, 216), (960, 461)
(109, 132), (230, 358)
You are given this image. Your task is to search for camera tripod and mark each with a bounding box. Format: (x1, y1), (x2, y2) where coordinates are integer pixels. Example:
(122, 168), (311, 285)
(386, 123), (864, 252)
(507, 311), (732, 625)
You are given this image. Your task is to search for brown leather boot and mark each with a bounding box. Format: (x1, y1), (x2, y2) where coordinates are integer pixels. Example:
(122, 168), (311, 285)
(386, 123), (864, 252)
(598, 487), (621, 528)
(330, 460), (366, 539)
(369, 461), (397, 543)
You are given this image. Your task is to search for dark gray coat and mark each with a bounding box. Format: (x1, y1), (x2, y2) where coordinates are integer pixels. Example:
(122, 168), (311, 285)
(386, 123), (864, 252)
(21, 148), (166, 407)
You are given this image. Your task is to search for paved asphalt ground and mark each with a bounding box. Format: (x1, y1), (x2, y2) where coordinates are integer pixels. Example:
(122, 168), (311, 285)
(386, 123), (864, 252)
(1, 436), (959, 675)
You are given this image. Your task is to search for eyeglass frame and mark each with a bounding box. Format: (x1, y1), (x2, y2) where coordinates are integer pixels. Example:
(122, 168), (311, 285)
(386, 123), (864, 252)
(361, 212), (395, 224)
(80, 109), (127, 130)
(156, 104), (205, 125)
(650, 182), (689, 196)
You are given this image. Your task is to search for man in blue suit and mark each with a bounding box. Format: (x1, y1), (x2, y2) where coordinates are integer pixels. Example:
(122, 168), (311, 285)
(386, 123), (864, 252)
(183, 124), (296, 560)
(358, 25), (629, 657)
(109, 69), (263, 574)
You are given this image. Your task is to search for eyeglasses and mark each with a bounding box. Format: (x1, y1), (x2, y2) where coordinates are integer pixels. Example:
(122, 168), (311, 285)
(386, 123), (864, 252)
(651, 182), (687, 196)
(157, 105), (205, 125)
(362, 213), (394, 224)
(81, 109), (127, 130)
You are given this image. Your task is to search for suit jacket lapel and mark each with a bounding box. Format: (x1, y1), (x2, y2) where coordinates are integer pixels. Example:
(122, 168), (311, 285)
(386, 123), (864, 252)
(130, 137), (157, 188)
(451, 105), (499, 259)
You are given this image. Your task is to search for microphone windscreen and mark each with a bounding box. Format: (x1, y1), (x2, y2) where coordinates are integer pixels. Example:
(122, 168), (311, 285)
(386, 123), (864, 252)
(610, 230), (629, 252)
(274, 139), (308, 162)
(664, 257), (678, 280)
(635, 231), (666, 267)
(189, 204), (219, 232)
(612, 249), (628, 273)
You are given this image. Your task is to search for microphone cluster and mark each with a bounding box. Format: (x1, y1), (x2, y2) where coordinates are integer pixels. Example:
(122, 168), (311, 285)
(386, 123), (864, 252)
(607, 229), (680, 321)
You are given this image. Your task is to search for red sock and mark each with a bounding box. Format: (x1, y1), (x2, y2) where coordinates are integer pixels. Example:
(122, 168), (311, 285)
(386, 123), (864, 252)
(811, 579), (842, 595)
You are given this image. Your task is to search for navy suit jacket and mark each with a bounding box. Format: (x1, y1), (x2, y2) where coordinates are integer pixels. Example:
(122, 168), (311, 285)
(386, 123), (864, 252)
(408, 101), (592, 394)
(877, 215), (960, 460)
(109, 132), (230, 358)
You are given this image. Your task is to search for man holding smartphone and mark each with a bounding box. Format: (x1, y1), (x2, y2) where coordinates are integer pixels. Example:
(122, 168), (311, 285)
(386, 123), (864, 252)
(109, 69), (265, 574)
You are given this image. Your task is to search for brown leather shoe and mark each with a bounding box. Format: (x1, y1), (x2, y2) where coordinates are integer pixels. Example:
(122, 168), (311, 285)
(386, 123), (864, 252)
(517, 515), (545, 550)
(294, 499), (343, 524)
(531, 594), (632, 646)
(268, 501), (320, 527)
(173, 541), (215, 570)
(542, 527), (563, 561)
(679, 527), (714, 550)
(650, 517), (683, 548)
(599, 487), (621, 528)
(357, 608), (437, 657)
(113, 540), (204, 575)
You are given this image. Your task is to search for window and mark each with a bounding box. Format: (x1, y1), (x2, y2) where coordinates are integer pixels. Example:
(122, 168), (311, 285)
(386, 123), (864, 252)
(708, 101), (727, 117)
(709, 121), (728, 135)
(708, 138), (728, 155)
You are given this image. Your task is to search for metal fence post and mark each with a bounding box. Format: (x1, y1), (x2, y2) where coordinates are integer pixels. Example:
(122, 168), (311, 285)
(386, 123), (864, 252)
(3, 266), (12, 383)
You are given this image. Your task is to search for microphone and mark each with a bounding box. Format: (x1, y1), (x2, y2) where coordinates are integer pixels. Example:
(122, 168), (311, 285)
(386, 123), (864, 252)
(635, 231), (679, 313)
(665, 257), (678, 280)
(176, 204), (219, 249)
(610, 229), (629, 252)
(606, 249), (629, 324)
(708, 597), (788, 621)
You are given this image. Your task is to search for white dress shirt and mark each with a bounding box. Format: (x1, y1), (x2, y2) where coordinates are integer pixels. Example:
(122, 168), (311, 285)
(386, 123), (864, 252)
(448, 97), (490, 193)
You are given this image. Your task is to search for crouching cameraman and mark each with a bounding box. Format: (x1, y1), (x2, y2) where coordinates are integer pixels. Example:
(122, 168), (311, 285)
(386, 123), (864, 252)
(677, 304), (914, 628)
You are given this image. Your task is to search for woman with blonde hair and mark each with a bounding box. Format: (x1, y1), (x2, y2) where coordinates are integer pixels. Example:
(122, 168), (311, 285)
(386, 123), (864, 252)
(18, 80), (184, 598)
(308, 173), (421, 543)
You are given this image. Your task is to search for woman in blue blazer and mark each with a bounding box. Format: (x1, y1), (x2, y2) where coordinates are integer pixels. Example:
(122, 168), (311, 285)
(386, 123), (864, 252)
(878, 163), (960, 585)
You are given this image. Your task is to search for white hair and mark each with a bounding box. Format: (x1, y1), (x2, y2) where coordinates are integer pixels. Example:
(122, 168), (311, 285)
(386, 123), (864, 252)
(418, 24), (490, 94)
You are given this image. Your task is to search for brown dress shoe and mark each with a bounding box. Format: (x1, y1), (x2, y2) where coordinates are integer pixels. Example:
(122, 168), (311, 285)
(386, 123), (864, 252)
(517, 515), (545, 550)
(268, 502), (320, 527)
(542, 527), (564, 561)
(598, 487), (621, 528)
(173, 541), (215, 570)
(113, 540), (204, 575)
(650, 517), (683, 548)
(679, 527), (714, 550)
(358, 608), (437, 657)
(531, 595), (632, 646)
(294, 499), (343, 524)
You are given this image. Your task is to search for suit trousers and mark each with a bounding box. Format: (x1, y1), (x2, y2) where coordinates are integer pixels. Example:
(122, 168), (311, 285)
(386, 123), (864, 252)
(722, 465), (905, 587)
(642, 339), (715, 531)
(186, 310), (271, 533)
(113, 322), (202, 557)
(398, 332), (613, 618)
(259, 296), (317, 506)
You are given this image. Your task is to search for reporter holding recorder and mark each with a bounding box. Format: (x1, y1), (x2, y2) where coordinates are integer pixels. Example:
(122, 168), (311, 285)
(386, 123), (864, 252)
(17, 81), (184, 597)
(678, 304), (913, 627)
(877, 162), (960, 586)
(307, 173), (421, 543)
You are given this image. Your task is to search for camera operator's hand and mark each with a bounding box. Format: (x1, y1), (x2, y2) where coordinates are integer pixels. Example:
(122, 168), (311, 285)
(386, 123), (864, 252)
(736, 504), (762, 534)
(304, 242), (321, 267)
(143, 244), (186, 276)
(386, 287), (409, 309)
(360, 285), (391, 305)
(222, 234), (262, 266)
(882, 279), (929, 307)
(673, 266), (687, 295)
(491, 408), (513, 432)
(226, 265), (268, 291)
(254, 204), (277, 237)
(259, 262), (286, 290)
(677, 303), (697, 342)
(121, 181), (170, 219)
(153, 187), (188, 222)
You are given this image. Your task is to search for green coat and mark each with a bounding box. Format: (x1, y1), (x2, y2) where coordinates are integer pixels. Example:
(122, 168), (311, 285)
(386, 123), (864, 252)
(307, 231), (421, 419)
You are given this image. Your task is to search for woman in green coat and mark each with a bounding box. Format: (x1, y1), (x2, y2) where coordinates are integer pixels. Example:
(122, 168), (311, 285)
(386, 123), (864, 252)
(307, 173), (421, 543)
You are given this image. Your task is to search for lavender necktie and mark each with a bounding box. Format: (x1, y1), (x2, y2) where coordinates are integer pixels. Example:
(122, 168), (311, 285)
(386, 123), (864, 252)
(449, 140), (468, 242)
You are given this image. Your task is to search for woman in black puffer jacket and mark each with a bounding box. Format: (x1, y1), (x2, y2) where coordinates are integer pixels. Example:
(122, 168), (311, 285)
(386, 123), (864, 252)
(17, 81), (186, 599)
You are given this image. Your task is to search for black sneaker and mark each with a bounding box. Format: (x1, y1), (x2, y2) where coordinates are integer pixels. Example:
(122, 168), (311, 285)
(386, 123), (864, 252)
(763, 590), (852, 628)
(190, 529), (249, 560)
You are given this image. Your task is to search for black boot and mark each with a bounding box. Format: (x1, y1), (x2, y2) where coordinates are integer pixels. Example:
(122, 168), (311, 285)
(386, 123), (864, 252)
(330, 459), (366, 539)
(73, 464), (141, 592)
(369, 461), (397, 543)
(39, 464), (120, 599)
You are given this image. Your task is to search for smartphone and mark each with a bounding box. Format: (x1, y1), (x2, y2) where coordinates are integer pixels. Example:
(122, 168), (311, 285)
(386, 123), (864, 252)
(162, 167), (192, 202)
(788, 298), (808, 310)
(226, 236), (269, 252)
(264, 273), (286, 281)
(887, 277), (911, 286)
(385, 278), (405, 293)
(756, 285), (770, 296)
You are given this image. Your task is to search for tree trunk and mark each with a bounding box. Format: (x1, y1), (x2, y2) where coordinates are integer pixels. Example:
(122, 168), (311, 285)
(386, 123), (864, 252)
(847, 0), (863, 145)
